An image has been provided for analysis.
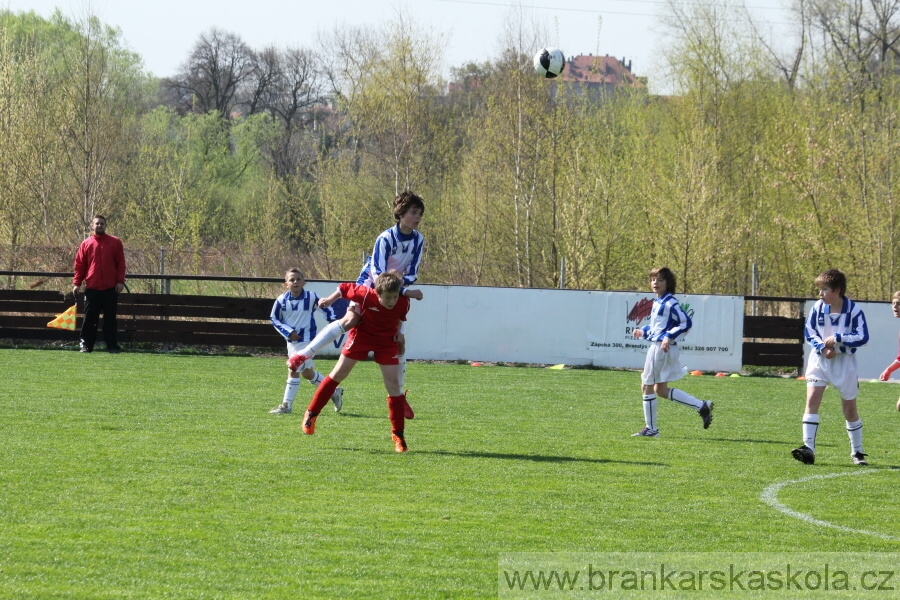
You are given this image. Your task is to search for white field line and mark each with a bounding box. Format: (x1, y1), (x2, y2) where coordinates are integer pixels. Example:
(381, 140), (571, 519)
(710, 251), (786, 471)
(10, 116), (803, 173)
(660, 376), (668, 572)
(761, 470), (900, 541)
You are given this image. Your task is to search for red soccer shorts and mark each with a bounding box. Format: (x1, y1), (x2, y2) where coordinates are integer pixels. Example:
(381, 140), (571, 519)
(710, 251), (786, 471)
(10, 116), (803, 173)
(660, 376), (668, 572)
(342, 330), (401, 365)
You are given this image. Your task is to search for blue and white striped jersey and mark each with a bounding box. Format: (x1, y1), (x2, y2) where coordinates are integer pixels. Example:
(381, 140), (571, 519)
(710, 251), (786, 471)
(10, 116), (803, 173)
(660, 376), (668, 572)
(356, 224), (425, 287)
(270, 289), (337, 342)
(637, 293), (692, 342)
(805, 297), (869, 354)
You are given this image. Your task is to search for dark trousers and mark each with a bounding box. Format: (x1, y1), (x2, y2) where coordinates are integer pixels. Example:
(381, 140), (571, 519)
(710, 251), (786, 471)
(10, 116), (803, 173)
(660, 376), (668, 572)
(81, 288), (120, 350)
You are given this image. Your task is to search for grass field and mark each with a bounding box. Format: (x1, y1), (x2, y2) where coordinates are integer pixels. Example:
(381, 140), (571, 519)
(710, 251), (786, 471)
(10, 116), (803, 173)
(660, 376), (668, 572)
(1, 348), (899, 599)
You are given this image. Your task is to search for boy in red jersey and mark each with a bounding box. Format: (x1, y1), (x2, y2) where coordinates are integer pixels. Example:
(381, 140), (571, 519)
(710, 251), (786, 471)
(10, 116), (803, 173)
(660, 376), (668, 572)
(299, 270), (419, 453)
(878, 290), (900, 412)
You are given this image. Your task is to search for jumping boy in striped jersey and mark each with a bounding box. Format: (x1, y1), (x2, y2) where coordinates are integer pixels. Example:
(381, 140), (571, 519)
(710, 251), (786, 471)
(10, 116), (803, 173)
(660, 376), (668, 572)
(269, 268), (343, 414)
(288, 191), (424, 416)
(793, 268), (870, 465)
(631, 266), (714, 437)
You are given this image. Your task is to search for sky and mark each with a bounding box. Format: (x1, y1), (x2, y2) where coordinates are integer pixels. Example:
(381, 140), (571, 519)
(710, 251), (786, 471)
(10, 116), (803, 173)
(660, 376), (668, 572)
(2, 0), (794, 93)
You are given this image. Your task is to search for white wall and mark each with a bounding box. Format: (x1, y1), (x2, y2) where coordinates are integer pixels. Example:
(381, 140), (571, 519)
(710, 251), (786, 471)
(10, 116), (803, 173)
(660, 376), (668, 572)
(305, 282), (897, 378)
(304, 283), (745, 372)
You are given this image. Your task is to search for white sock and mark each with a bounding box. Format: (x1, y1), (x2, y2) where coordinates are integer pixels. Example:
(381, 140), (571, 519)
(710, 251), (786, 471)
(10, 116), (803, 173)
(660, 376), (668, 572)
(398, 355), (407, 388)
(846, 419), (863, 454)
(668, 388), (704, 410)
(303, 320), (346, 355)
(642, 394), (658, 430)
(283, 377), (300, 406)
(308, 371), (324, 386)
(802, 413), (820, 452)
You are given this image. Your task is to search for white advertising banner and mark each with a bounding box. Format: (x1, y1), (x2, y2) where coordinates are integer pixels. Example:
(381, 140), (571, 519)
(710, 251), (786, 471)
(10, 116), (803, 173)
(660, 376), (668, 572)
(586, 292), (744, 372)
(305, 282), (745, 372)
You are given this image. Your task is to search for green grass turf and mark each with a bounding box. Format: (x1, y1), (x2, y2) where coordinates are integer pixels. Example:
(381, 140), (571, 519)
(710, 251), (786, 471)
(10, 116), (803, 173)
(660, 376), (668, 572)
(0, 349), (898, 598)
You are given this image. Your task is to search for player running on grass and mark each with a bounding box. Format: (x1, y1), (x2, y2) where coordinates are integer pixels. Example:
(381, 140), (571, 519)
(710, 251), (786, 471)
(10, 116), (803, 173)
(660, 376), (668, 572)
(792, 268), (870, 466)
(269, 268), (344, 414)
(631, 266), (714, 438)
(300, 271), (418, 453)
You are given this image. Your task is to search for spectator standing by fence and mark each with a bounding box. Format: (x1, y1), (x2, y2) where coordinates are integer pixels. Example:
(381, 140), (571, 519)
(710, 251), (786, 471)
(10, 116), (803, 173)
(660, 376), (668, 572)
(72, 215), (126, 353)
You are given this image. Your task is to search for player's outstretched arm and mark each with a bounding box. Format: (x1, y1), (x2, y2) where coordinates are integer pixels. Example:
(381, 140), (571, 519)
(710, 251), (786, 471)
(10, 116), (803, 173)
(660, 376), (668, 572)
(318, 288), (342, 308)
(395, 332), (406, 356)
(879, 360), (900, 381)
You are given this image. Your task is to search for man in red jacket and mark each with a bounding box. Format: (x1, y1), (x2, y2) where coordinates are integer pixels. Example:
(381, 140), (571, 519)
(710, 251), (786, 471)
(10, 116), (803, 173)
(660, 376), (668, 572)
(72, 215), (126, 353)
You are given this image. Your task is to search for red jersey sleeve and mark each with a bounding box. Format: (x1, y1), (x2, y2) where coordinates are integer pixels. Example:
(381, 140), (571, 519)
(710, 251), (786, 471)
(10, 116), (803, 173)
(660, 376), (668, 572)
(338, 282), (368, 303)
(114, 238), (126, 285)
(73, 242), (88, 287)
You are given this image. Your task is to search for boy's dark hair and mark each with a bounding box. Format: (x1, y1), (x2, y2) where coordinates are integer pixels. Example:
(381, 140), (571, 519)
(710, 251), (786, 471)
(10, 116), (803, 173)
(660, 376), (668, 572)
(649, 267), (676, 294)
(375, 270), (403, 295)
(285, 267), (304, 280)
(393, 191), (425, 222)
(93, 215), (107, 222)
(815, 268), (847, 297)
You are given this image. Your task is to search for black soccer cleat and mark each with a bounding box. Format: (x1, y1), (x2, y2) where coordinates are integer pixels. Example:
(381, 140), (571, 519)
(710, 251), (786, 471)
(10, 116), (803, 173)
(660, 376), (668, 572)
(699, 401), (714, 429)
(792, 445), (815, 465)
(851, 452), (869, 466)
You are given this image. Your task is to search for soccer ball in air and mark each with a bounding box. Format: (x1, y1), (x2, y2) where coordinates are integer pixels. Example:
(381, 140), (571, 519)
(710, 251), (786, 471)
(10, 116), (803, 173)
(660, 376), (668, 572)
(533, 47), (566, 78)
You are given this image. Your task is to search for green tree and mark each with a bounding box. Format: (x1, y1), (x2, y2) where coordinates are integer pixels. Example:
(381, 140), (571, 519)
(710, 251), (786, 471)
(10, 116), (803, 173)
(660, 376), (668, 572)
(558, 92), (650, 290)
(127, 108), (247, 252)
(54, 13), (145, 235)
(314, 11), (451, 280)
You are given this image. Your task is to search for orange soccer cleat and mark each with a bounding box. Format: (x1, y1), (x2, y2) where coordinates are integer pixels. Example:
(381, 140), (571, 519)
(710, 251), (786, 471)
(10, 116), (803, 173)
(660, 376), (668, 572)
(302, 410), (318, 435)
(392, 433), (408, 453)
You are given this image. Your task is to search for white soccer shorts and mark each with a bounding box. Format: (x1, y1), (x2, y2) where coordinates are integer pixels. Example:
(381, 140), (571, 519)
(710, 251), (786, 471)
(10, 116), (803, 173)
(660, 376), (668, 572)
(641, 342), (688, 386)
(805, 351), (859, 400)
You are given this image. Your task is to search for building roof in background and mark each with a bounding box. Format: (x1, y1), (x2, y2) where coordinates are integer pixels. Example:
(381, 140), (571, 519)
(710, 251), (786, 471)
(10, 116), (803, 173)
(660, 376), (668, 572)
(561, 54), (645, 88)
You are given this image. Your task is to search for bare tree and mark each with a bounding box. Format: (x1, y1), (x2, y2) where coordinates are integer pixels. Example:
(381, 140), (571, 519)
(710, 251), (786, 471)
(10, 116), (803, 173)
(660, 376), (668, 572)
(262, 46), (325, 180)
(747, 0), (809, 90)
(274, 47), (323, 128)
(169, 28), (254, 117)
(241, 45), (280, 116)
(806, 0), (900, 101)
